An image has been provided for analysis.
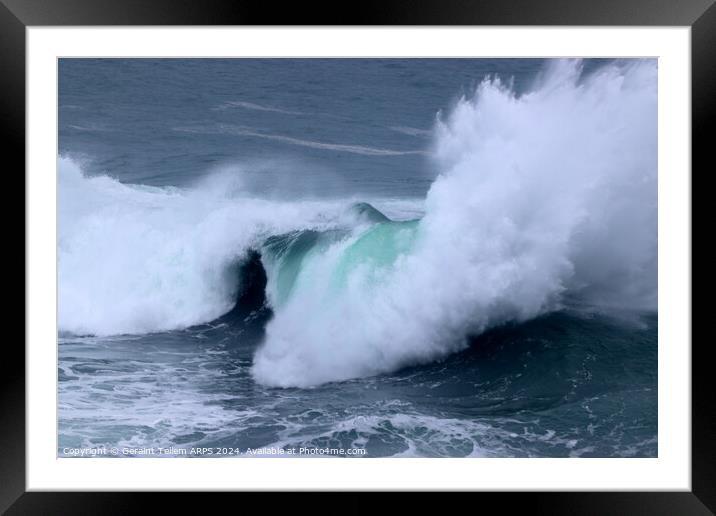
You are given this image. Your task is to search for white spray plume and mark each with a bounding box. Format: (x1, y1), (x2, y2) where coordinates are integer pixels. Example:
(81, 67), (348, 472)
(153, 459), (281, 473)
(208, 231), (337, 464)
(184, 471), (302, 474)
(252, 59), (657, 387)
(58, 158), (351, 335)
(58, 59), (656, 387)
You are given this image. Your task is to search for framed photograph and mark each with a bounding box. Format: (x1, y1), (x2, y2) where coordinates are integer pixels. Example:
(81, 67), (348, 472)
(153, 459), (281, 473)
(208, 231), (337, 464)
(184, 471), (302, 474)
(6, 0), (711, 511)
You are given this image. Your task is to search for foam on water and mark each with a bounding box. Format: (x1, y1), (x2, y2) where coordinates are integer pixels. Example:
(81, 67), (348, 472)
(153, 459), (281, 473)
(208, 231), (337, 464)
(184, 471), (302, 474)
(252, 59), (657, 387)
(175, 124), (428, 156)
(58, 157), (423, 336)
(58, 309), (656, 458)
(57, 58), (658, 458)
(59, 59), (656, 389)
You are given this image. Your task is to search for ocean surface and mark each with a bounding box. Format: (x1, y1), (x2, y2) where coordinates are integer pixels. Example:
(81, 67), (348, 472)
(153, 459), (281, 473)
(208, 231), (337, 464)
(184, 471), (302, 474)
(58, 58), (657, 458)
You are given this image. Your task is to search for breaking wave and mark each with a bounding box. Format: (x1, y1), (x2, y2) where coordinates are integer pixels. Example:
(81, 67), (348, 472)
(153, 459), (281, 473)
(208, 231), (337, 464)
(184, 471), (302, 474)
(59, 59), (657, 387)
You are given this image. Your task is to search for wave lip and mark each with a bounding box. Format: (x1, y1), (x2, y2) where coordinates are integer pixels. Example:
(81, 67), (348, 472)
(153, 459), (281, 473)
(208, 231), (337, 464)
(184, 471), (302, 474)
(251, 59), (657, 388)
(59, 59), (657, 388)
(58, 156), (418, 338)
(57, 157), (364, 336)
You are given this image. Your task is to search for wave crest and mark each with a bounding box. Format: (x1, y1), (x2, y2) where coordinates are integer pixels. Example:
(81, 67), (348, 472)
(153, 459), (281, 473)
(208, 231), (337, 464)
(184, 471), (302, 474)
(252, 59), (657, 387)
(59, 59), (657, 388)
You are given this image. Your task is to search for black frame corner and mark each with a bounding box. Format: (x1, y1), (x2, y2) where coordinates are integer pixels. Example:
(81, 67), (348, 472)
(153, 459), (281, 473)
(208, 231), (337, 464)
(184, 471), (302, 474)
(4, 0), (711, 513)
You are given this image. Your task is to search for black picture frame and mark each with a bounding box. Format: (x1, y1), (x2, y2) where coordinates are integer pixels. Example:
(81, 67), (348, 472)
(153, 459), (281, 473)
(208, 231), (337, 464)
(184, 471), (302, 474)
(3, 0), (711, 512)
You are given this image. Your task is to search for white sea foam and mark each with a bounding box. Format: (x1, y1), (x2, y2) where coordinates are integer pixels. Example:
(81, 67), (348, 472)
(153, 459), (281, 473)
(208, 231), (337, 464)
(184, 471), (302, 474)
(58, 157), (425, 336)
(60, 59), (657, 387)
(175, 124), (427, 156)
(252, 59), (657, 387)
(58, 158), (353, 336)
(215, 100), (305, 115)
(389, 125), (433, 137)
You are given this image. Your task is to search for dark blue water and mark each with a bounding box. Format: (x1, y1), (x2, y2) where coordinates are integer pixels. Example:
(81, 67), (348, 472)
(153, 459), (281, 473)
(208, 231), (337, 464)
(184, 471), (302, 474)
(58, 58), (657, 458)
(60, 59), (549, 194)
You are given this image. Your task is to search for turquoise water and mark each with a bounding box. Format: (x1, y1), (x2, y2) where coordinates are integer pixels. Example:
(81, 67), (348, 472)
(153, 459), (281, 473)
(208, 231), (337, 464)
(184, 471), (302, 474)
(58, 58), (657, 457)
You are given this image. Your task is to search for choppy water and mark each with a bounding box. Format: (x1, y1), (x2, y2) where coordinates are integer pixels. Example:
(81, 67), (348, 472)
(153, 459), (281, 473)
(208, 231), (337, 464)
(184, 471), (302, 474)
(58, 58), (657, 457)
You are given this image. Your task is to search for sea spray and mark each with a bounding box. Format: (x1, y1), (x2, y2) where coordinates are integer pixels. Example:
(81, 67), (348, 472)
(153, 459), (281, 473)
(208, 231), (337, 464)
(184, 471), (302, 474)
(58, 59), (656, 386)
(251, 59), (657, 387)
(57, 58), (659, 459)
(58, 158), (352, 335)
